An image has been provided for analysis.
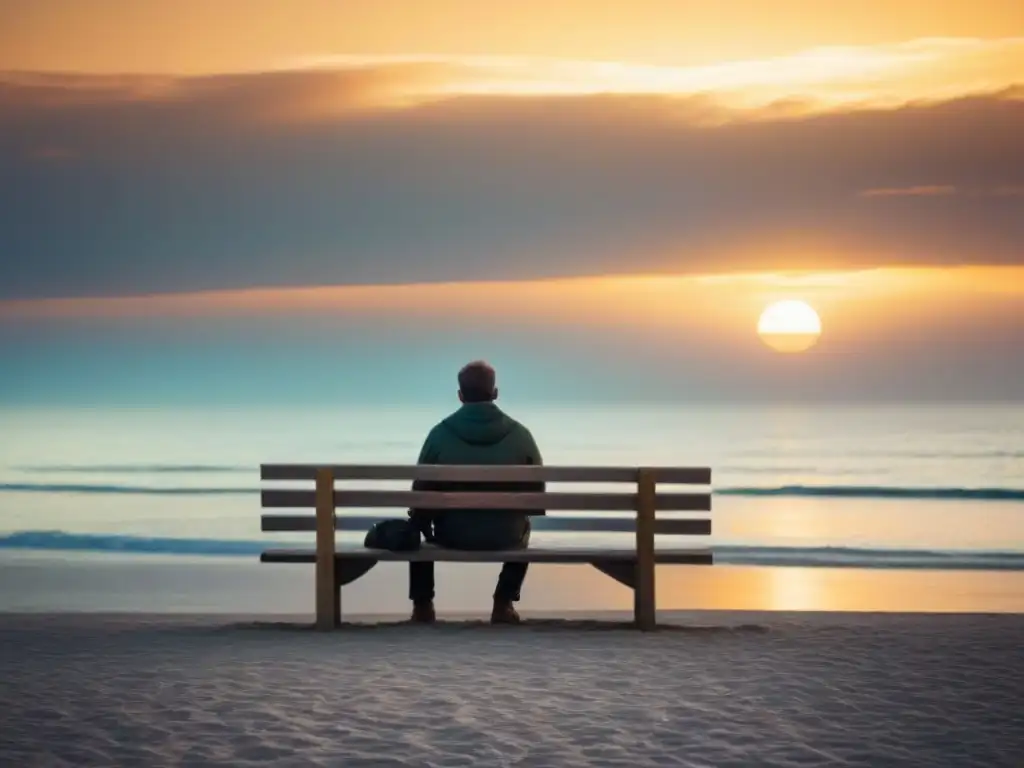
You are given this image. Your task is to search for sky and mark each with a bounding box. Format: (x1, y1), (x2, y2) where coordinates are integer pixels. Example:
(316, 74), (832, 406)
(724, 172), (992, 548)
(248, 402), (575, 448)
(0, 0), (1022, 404)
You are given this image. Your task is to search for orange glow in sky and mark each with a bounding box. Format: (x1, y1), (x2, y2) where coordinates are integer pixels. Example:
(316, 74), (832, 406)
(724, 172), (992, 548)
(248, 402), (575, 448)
(3, 268), (1021, 352)
(3, 0), (1024, 75)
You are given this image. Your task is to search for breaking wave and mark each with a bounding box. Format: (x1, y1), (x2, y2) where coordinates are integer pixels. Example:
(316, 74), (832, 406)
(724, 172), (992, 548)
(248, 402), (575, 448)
(1, 531), (1022, 570)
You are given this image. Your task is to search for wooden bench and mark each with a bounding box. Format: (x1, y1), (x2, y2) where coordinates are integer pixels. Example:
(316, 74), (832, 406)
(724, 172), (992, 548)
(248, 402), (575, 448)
(260, 464), (713, 630)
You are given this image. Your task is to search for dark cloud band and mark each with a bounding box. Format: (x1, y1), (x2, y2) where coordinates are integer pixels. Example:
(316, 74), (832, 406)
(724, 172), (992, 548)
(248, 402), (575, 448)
(1, 69), (1022, 300)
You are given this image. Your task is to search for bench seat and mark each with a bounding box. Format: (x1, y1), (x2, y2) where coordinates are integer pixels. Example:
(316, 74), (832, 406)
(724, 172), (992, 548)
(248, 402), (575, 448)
(260, 544), (713, 565)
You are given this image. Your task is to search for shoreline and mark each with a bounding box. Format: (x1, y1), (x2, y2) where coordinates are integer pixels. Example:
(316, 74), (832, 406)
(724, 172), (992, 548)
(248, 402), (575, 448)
(3, 550), (1023, 615)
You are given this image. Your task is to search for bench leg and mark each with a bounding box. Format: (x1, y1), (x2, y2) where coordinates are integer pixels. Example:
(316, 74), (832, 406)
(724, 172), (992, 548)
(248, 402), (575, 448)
(635, 469), (657, 631)
(634, 579), (653, 630)
(634, 559), (656, 631)
(314, 468), (337, 631)
(590, 559), (654, 630)
(328, 559), (379, 629)
(316, 564), (339, 630)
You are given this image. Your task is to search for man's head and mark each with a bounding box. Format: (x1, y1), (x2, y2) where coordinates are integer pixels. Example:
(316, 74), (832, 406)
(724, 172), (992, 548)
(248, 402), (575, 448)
(457, 360), (498, 403)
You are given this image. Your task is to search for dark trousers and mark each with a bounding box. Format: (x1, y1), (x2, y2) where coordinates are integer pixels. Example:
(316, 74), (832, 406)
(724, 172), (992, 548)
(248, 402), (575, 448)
(408, 523), (531, 604)
(409, 561), (528, 604)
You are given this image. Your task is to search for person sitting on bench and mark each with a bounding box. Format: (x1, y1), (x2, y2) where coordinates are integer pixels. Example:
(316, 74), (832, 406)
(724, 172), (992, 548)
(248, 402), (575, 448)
(408, 360), (544, 625)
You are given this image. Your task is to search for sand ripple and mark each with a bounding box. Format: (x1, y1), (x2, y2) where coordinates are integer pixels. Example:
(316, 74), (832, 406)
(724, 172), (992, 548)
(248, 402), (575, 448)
(0, 613), (1021, 767)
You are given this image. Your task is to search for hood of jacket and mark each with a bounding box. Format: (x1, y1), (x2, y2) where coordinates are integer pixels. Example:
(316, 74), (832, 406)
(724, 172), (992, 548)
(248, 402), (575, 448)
(439, 402), (516, 447)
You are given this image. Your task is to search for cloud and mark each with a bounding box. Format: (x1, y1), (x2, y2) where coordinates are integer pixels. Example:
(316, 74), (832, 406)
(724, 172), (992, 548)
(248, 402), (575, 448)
(860, 186), (958, 198)
(0, 62), (1022, 300)
(288, 37), (1024, 109)
(861, 184), (1024, 198)
(7, 36), (1023, 117)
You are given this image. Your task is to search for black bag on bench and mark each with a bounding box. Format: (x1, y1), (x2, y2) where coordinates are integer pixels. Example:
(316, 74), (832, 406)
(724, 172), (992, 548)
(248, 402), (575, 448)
(364, 519), (422, 552)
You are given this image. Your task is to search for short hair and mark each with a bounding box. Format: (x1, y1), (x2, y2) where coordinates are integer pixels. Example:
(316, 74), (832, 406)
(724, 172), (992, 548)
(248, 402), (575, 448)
(458, 360), (497, 402)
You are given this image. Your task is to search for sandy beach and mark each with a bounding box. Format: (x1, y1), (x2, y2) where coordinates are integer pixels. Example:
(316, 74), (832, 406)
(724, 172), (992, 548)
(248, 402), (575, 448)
(1, 611), (1021, 767)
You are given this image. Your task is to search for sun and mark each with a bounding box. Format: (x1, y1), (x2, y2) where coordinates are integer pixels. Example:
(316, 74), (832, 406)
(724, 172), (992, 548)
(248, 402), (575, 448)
(757, 300), (822, 353)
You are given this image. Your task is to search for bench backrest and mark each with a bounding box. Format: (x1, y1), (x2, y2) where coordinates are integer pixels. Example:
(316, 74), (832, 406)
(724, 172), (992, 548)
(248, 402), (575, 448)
(261, 464), (712, 538)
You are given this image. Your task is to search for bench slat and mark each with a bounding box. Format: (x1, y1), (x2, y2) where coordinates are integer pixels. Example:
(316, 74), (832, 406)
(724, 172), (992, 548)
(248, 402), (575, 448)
(261, 514), (711, 536)
(261, 489), (711, 512)
(261, 464), (711, 485)
(260, 545), (713, 565)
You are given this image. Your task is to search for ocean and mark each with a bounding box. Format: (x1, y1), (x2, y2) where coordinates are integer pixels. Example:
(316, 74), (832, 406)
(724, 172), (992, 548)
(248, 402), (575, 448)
(1, 401), (1022, 571)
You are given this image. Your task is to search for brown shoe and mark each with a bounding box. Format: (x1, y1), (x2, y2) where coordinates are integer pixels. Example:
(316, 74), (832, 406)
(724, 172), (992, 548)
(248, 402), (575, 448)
(490, 600), (521, 625)
(411, 601), (436, 624)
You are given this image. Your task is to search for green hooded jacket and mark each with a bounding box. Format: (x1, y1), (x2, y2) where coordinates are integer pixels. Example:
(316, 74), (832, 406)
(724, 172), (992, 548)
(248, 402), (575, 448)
(409, 401), (544, 550)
